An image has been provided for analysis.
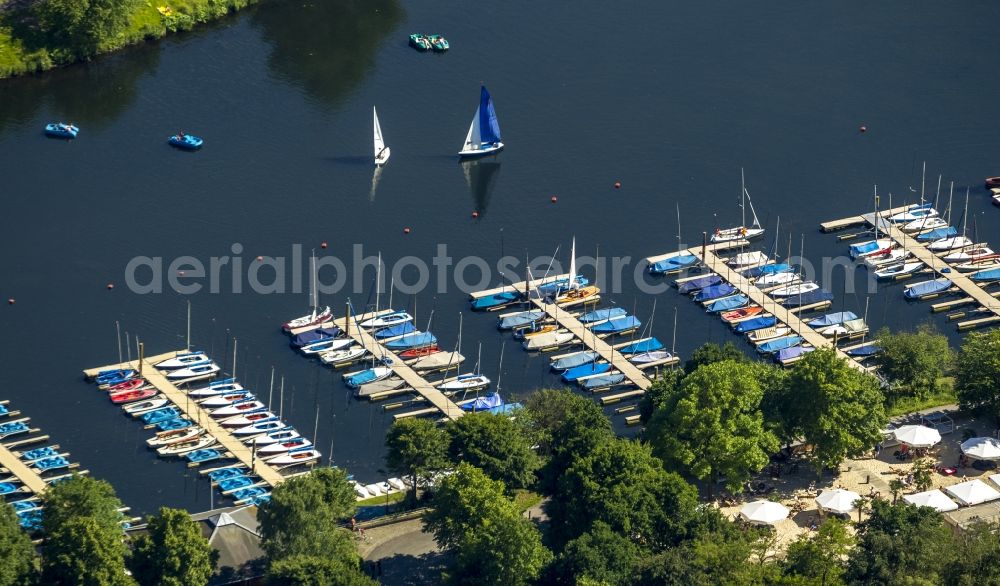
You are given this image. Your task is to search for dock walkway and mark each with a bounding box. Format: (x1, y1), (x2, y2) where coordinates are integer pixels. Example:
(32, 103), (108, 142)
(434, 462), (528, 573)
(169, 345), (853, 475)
(0, 443), (48, 495)
(83, 351), (286, 488)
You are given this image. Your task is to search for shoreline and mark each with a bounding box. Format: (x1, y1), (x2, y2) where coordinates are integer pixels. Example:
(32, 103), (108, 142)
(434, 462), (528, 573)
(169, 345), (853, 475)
(0, 0), (263, 79)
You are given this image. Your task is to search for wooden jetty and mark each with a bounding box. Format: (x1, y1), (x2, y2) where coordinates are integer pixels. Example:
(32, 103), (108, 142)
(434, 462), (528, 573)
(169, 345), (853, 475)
(83, 351), (286, 488)
(331, 310), (466, 421)
(818, 204), (915, 233)
(0, 443), (48, 495)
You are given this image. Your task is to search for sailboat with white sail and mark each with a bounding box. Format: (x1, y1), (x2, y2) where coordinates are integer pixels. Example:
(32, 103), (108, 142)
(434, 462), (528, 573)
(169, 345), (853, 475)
(711, 169), (765, 243)
(282, 250), (332, 331)
(373, 107), (390, 166)
(458, 85), (503, 158)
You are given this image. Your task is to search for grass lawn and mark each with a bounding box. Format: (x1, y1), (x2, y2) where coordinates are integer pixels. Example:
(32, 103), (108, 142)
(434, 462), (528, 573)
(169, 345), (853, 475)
(357, 490), (407, 508)
(887, 377), (956, 417)
(513, 489), (543, 512)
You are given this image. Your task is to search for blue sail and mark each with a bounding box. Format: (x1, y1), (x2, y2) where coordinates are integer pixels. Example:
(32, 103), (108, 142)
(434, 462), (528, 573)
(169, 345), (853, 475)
(733, 316), (777, 333)
(479, 86), (501, 144)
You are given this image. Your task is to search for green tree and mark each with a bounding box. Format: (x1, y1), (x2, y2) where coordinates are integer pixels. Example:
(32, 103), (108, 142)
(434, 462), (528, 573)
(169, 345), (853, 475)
(34, 0), (140, 55)
(266, 554), (376, 586)
(547, 521), (641, 586)
(522, 389), (614, 495)
(874, 324), (953, 400)
(777, 349), (887, 472)
(941, 521), (1000, 586)
(638, 369), (683, 424)
(257, 468), (357, 561)
(783, 518), (852, 585)
(42, 475), (125, 536)
(551, 438), (700, 549)
(446, 412), (540, 490)
(0, 503), (36, 586)
(684, 341), (748, 374)
(634, 524), (778, 586)
(129, 507), (217, 586)
(956, 329), (1000, 426)
(43, 516), (134, 586)
(647, 360), (779, 493)
(385, 418), (450, 500)
(845, 500), (952, 585)
(424, 463), (550, 585)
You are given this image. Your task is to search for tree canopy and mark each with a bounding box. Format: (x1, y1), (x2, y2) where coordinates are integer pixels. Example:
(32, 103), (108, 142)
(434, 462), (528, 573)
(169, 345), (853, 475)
(424, 463), (550, 585)
(33, 0), (140, 55)
(0, 503), (36, 586)
(646, 360), (779, 493)
(782, 518), (852, 585)
(42, 474), (125, 536)
(446, 412), (540, 491)
(43, 515), (135, 586)
(956, 329), (1000, 426)
(845, 500), (953, 585)
(547, 521), (641, 586)
(874, 324), (953, 401)
(385, 417), (450, 499)
(683, 341), (748, 374)
(266, 554), (377, 586)
(128, 507), (217, 586)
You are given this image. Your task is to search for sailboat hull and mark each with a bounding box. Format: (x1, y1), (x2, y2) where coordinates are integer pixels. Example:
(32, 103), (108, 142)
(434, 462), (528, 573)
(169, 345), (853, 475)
(458, 142), (504, 158)
(375, 148), (391, 166)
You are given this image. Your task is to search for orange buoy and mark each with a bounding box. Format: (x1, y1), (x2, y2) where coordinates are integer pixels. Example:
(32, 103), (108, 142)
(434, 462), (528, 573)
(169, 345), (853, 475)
(106, 283), (114, 290)
(472, 211), (479, 218)
(404, 227), (411, 234)
(321, 241), (328, 249)
(614, 181), (622, 189)
(859, 125), (867, 133)
(551, 196), (558, 203)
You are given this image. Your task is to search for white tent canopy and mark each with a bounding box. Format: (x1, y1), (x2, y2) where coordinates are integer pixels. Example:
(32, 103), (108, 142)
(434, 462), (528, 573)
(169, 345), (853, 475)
(902, 489), (959, 512)
(987, 474), (1000, 489)
(816, 488), (861, 514)
(892, 425), (941, 448)
(739, 500), (790, 526)
(960, 437), (1000, 461)
(943, 479), (1000, 506)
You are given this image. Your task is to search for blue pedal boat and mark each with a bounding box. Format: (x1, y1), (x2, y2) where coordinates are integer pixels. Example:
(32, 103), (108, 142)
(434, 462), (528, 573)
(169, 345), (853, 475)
(45, 123), (79, 139)
(168, 133), (204, 150)
(562, 362), (611, 383)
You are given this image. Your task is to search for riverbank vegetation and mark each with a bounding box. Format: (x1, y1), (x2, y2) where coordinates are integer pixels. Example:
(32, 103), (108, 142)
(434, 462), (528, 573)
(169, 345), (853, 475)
(0, 0), (261, 78)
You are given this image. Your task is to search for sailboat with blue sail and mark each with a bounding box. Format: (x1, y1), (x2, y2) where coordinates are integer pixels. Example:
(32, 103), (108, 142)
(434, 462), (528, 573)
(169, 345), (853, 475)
(459, 85), (504, 158)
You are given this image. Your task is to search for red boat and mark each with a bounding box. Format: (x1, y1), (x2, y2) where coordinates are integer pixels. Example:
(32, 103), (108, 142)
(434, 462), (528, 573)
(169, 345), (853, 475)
(109, 388), (158, 404)
(399, 345), (440, 358)
(721, 306), (763, 324)
(986, 177), (1000, 188)
(106, 378), (146, 393)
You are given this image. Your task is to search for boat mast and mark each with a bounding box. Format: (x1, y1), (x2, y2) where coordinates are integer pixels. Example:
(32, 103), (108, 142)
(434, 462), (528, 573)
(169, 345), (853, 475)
(676, 203), (682, 254)
(946, 182), (954, 226)
(920, 161), (926, 205)
(961, 188), (970, 240)
(115, 321), (123, 365)
(740, 168), (746, 229)
(374, 252), (381, 317)
(310, 250), (318, 320)
(186, 300), (191, 351)
(569, 237), (578, 291)
(671, 306), (678, 356)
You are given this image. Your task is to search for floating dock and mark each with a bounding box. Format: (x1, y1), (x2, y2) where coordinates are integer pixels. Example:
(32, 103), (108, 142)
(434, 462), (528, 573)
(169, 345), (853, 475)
(83, 351), (286, 488)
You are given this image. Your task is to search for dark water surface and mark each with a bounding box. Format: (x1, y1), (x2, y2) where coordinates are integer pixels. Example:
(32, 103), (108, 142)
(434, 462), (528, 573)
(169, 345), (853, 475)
(2, 1), (1000, 514)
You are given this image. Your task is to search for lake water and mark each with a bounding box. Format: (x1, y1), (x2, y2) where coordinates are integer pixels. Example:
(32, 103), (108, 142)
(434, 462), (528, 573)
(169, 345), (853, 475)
(2, 0), (1000, 514)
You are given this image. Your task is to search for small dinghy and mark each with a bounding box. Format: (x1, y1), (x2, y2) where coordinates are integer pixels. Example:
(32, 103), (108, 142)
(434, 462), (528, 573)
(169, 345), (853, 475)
(513, 324), (557, 340)
(187, 381), (243, 397)
(105, 378), (148, 393)
(743, 263), (792, 278)
(904, 278), (952, 299)
(359, 311), (412, 329)
(155, 352), (210, 370)
(617, 338), (663, 354)
(185, 449), (223, 464)
(300, 338), (352, 355)
(725, 251), (769, 270)
(290, 327), (341, 348)
(109, 388), (158, 405)
(355, 377), (406, 398)
(155, 417), (194, 432)
(241, 429), (298, 446)
(589, 315), (640, 335)
(578, 307), (628, 323)
(209, 400), (266, 418)
(554, 285), (600, 305)
(971, 267), (1000, 282)
(142, 407), (181, 425)
(648, 253), (699, 275)
(207, 467), (247, 481)
(712, 225), (764, 243)
(956, 257), (1000, 272)
(769, 282), (820, 297)
(411, 351), (465, 371)
(399, 345), (440, 358)
(265, 447), (322, 467)
(217, 476), (258, 492)
(458, 85), (504, 158)
(562, 362), (611, 383)
(146, 426), (204, 448)
(438, 374), (491, 392)
(282, 306), (333, 331)
(258, 437), (313, 455)
(97, 372), (139, 389)
(157, 435), (217, 457)
(874, 261), (923, 280)
(721, 306), (763, 323)
(523, 331), (575, 351)
(748, 326), (791, 343)
(233, 487), (271, 505)
(579, 373), (626, 390)
(374, 322), (418, 339)
(198, 391), (254, 408)
(846, 344), (881, 358)
(756, 271), (800, 288)
(165, 362), (220, 380)
(93, 368), (135, 383)
(472, 291), (521, 311)
(0, 421), (30, 439)
(535, 276), (588, 296)
(218, 411), (277, 428)
(734, 315), (778, 333)
(916, 226), (957, 242)
(693, 284), (737, 302)
(168, 133), (203, 150)
(320, 346), (368, 366)
(901, 216), (947, 232)
(45, 122), (79, 138)
(629, 350), (672, 364)
(497, 311), (545, 330)
(123, 397), (169, 415)
(232, 419), (286, 436)
(551, 351), (599, 371)
(775, 346), (814, 364)
(850, 240), (893, 259)
(757, 335), (803, 354)
(677, 274), (722, 294)
(862, 249), (908, 268)
(427, 34), (449, 51)
(344, 367), (394, 389)
(818, 318), (867, 338)
(19, 447), (58, 461)
(32, 456), (70, 471)
(409, 33), (432, 51)
(0, 482), (27, 496)
(384, 332), (437, 350)
(942, 246), (994, 263)
(888, 204), (937, 223)
(806, 312), (858, 328)
(705, 294), (750, 313)
(462, 392), (504, 412)
(927, 236), (974, 252)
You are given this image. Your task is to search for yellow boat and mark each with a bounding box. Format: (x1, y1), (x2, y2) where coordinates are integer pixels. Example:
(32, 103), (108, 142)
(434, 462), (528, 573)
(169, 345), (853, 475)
(555, 285), (600, 305)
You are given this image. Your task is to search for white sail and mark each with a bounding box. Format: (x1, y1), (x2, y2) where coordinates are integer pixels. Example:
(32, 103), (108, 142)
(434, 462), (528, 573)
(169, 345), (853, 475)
(462, 107), (481, 152)
(309, 252), (317, 320)
(373, 107), (390, 166)
(569, 237), (578, 291)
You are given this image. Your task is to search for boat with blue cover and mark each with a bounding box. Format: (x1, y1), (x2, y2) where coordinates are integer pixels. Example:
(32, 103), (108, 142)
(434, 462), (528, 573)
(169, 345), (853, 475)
(580, 372), (626, 390)
(32, 456), (70, 471)
(916, 226), (957, 242)
(694, 283), (736, 302)
(578, 307), (627, 323)
(459, 85), (503, 158)
(775, 346), (814, 363)
(742, 263), (791, 278)
(0, 482), (24, 496)
(185, 449), (223, 464)
(18, 510), (42, 531)
(590, 315), (640, 335)
(168, 133), (203, 150)
(384, 332), (437, 350)
(142, 407), (180, 425)
(846, 344), (881, 357)
(806, 312), (858, 328)
(757, 336), (803, 354)
(156, 417), (194, 431)
(375, 322), (417, 339)
(562, 362), (611, 382)
(779, 289), (834, 307)
(290, 327), (341, 348)
(536, 276), (588, 296)
(10, 499), (39, 513)
(344, 366), (393, 389)
(96, 369), (137, 386)
(551, 351), (599, 371)
(0, 422), (30, 439)
(231, 486), (269, 503)
(218, 476), (256, 492)
(904, 278), (952, 299)
(734, 316), (778, 333)
(649, 253), (699, 275)
(498, 310), (545, 330)
(472, 290), (521, 310)
(20, 447), (58, 461)
(617, 338), (663, 354)
(888, 203), (936, 223)
(462, 392), (504, 412)
(677, 274), (721, 294)
(207, 467), (247, 482)
(45, 123), (78, 138)
(706, 294), (749, 313)
(849, 240), (892, 259)
(971, 268), (1000, 282)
